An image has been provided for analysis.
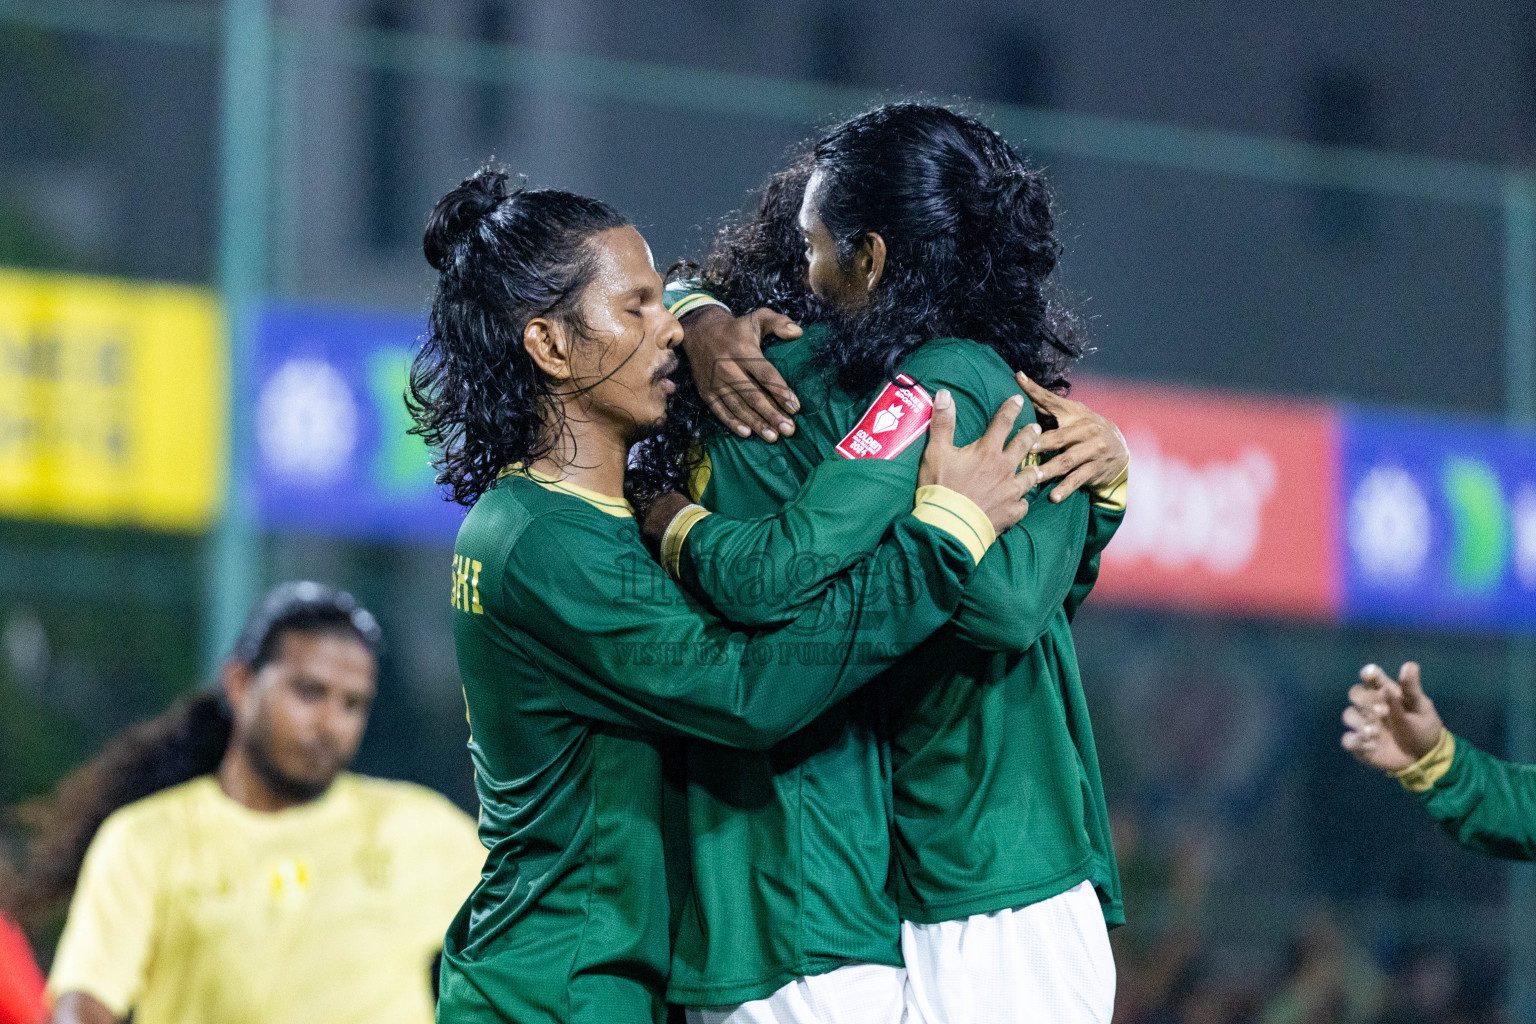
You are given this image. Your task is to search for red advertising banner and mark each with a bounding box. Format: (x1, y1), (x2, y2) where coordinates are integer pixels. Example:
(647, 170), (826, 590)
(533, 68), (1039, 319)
(1071, 377), (1340, 619)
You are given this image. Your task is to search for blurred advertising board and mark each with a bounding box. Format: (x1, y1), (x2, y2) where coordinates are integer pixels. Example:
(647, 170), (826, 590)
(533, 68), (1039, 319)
(1071, 378), (1341, 620)
(254, 304), (463, 544)
(1340, 408), (1536, 632)
(0, 268), (224, 529)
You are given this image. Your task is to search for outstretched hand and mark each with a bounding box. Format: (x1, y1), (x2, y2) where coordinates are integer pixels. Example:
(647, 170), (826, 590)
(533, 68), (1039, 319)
(1016, 372), (1129, 503)
(682, 306), (803, 442)
(1340, 662), (1444, 773)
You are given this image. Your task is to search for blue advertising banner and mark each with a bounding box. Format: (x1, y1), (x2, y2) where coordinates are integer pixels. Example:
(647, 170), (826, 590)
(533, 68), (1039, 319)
(1340, 407), (1536, 633)
(253, 304), (463, 545)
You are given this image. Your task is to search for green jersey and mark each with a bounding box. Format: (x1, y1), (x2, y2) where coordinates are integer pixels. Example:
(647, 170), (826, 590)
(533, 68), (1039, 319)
(1404, 731), (1536, 860)
(662, 300), (1123, 1002)
(437, 467), (984, 1024)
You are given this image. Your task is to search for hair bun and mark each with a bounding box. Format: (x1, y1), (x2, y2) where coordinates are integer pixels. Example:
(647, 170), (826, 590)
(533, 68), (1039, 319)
(423, 167), (512, 271)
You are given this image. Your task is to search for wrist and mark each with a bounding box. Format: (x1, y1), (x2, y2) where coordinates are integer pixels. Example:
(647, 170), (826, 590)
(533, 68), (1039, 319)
(1388, 727), (1456, 793)
(1090, 462), (1129, 510)
(676, 299), (732, 327)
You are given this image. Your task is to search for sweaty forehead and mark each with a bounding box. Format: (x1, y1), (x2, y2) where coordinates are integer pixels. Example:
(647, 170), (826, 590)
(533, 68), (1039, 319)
(588, 225), (660, 291)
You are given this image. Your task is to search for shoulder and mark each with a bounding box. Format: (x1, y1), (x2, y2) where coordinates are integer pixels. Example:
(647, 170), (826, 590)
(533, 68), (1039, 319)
(346, 775), (473, 825)
(899, 337), (1012, 393)
(100, 776), (214, 836)
(87, 776), (215, 868)
(458, 477), (541, 550)
(343, 776), (482, 861)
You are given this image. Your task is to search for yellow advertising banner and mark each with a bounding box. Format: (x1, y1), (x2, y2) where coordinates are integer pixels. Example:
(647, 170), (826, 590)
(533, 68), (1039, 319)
(0, 268), (225, 530)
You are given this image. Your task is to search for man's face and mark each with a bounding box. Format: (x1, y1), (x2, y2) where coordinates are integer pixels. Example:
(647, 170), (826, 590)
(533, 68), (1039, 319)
(798, 169), (868, 310)
(561, 225), (684, 444)
(230, 631), (377, 802)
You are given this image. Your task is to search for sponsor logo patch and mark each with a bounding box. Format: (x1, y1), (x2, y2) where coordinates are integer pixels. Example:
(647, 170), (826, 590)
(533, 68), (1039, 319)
(836, 375), (934, 460)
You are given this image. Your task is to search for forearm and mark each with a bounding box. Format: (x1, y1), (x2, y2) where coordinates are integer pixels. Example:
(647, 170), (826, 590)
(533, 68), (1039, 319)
(718, 510), (982, 746)
(1064, 497), (1126, 621)
(1413, 735), (1536, 860)
(546, 507), (982, 749)
(668, 458), (913, 624)
(949, 488), (1092, 652)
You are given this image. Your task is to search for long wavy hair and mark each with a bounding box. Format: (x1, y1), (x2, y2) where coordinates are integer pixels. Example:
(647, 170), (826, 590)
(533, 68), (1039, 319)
(629, 104), (1086, 500)
(408, 167), (629, 507)
(810, 103), (1086, 393)
(0, 584), (380, 934)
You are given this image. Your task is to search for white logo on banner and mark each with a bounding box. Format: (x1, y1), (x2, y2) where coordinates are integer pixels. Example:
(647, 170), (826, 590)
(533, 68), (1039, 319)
(1514, 484), (1536, 591)
(1106, 432), (1277, 575)
(1348, 466), (1432, 584)
(257, 358), (358, 484)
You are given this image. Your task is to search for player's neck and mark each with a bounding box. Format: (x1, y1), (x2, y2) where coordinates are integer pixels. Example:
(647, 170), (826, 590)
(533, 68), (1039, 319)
(216, 747), (324, 814)
(527, 409), (630, 501)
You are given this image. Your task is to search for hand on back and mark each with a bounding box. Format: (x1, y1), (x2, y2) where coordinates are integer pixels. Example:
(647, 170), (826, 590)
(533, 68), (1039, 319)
(918, 391), (1038, 536)
(681, 306), (802, 442)
(1015, 373), (1129, 504)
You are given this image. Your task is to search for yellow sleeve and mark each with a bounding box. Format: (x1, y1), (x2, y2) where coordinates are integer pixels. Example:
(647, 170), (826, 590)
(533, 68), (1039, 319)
(47, 810), (160, 1016)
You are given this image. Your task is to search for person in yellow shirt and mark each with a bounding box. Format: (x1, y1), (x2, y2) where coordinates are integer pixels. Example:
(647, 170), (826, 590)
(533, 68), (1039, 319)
(4, 582), (484, 1024)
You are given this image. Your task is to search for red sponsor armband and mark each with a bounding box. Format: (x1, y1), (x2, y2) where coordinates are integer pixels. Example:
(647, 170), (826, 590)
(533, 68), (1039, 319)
(835, 375), (934, 460)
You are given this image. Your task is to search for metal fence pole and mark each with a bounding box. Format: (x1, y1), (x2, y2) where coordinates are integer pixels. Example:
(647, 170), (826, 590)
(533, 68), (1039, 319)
(1504, 172), (1536, 1024)
(204, 0), (272, 673)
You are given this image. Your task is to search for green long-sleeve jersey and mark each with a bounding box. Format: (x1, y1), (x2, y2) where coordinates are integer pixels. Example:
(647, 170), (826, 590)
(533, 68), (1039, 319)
(437, 468), (985, 1024)
(1403, 731), (1536, 860)
(660, 298), (1123, 1004)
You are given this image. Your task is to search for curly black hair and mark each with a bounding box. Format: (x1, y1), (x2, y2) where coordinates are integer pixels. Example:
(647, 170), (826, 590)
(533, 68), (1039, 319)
(408, 167), (629, 507)
(810, 103), (1086, 394)
(630, 105), (1086, 501)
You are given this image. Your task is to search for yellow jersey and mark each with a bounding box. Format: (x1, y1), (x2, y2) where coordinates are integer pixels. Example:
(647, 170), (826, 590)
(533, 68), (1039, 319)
(48, 773), (484, 1024)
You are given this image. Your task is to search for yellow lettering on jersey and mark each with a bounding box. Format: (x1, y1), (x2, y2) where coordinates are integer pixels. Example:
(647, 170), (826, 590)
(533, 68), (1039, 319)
(450, 555), (483, 614)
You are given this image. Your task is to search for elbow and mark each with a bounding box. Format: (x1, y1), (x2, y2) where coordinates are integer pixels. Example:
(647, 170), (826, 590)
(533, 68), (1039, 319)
(959, 619), (1045, 655)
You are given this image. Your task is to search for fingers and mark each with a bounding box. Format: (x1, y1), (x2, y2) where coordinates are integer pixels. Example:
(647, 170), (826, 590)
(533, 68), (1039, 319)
(1397, 662), (1425, 710)
(1342, 704), (1379, 736)
(979, 394), (1027, 451)
(1050, 463), (1100, 503)
(927, 389), (956, 452)
(1016, 371), (1066, 413)
(739, 359), (800, 424)
(1348, 683), (1389, 717)
(1358, 663), (1393, 690)
(703, 392), (753, 439)
(714, 380), (772, 439)
(1003, 422), (1042, 472)
(733, 381), (794, 440)
(749, 308), (804, 343)
(1033, 420), (1096, 455)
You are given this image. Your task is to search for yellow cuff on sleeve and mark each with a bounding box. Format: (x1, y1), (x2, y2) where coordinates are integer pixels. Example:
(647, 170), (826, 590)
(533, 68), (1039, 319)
(1091, 464), (1129, 512)
(1388, 728), (1456, 793)
(911, 485), (996, 565)
(660, 503), (712, 579)
(668, 293), (729, 319)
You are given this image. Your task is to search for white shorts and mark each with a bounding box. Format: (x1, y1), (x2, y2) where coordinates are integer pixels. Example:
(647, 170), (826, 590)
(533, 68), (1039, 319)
(686, 963), (907, 1024)
(901, 881), (1116, 1024)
